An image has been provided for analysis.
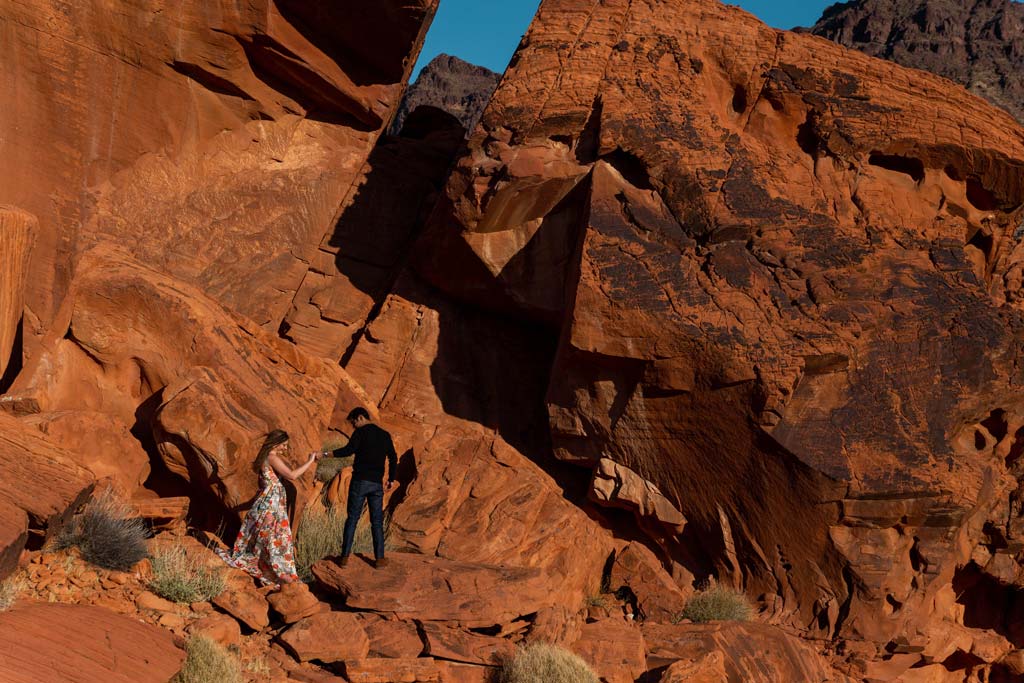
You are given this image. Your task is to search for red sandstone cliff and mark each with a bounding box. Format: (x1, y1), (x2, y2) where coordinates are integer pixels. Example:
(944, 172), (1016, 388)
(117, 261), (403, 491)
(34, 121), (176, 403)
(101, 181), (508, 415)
(2, 0), (1024, 681)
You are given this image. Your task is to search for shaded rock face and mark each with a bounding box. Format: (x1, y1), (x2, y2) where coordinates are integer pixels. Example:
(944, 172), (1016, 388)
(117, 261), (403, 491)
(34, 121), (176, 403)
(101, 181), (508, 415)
(391, 54), (501, 135)
(413, 0), (1024, 674)
(809, 0), (1024, 123)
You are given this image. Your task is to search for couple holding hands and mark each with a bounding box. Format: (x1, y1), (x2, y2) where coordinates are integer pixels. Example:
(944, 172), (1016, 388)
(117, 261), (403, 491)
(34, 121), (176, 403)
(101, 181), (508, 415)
(216, 407), (398, 586)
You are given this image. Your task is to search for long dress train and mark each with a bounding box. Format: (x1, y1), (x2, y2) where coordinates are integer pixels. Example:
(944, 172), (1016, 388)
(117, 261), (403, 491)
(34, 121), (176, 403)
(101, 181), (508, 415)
(216, 464), (300, 586)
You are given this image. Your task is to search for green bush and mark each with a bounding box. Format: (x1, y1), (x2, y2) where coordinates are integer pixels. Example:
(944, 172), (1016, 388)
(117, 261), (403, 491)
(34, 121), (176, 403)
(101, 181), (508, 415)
(56, 488), (149, 571)
(678, 584), (753, 623)
(172, 635), (241, 683)
(499, 643), (599, 683)
(150, 543), (225, 603)
(0, 575), (24, 611)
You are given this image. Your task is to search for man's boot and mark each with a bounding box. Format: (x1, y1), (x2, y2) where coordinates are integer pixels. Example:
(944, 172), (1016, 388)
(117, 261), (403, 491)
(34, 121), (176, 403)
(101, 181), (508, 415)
(339, 555), (350, 568)
(373, 557), (389, 569)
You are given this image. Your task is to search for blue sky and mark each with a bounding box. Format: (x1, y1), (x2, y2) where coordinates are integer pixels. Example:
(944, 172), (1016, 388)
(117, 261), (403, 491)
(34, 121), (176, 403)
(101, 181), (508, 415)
(413, 0), (837, 78)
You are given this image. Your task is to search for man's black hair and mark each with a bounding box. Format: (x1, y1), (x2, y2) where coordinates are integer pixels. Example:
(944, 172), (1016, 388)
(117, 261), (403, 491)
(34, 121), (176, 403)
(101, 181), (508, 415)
(347, 407), (370, 423)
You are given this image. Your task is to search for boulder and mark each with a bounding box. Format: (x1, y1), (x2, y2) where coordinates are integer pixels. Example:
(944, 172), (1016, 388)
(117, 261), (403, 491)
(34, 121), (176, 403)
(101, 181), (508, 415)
(610, 542), (690, 624)
(188, 612), (242, 648)
(268, 581), (322, 624)
(571, 619), (647, 683)
(358, 614), (425, 658)
(313, 552), (554, 628)
(135, 591), (177, 613)
(278, 612), (370, 663)
(213, 577), (270, 632)
(0, 412), (93, 578)
(0, 603), (184, 683)
(19, 410), (150, 492)
(659, 653), (728, 683)
(420, 621), (515, 666)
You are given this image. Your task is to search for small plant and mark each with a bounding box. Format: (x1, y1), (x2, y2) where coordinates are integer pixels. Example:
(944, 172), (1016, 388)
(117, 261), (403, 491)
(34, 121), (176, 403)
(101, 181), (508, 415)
(0, 575), (24, 611)
(56, 488), (149, 571)
(295, 497), (392, 580)
(172, 635), (241, 683)
(499, 643), (599, 683)
(677, 583), (753, 623)
(315, 455), (353, 484)
(150, 543), (226, 603)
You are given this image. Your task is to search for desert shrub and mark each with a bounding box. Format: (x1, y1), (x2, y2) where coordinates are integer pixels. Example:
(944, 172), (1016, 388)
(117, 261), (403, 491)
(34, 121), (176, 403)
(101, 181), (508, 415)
(315, 455), (353, 484)
(150, 543), (226, 603)
(499, 643), (598, 683)
(678, 584), (753, 623)
(0, 575), (24, 611)
(295, 498), (346, 581)
(56, 488), (149, 571)
(172, 635), (241, 683)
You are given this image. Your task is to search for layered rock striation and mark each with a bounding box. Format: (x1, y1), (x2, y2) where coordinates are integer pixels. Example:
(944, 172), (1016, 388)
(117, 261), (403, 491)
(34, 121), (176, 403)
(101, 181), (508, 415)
(809, 0), (1024, 123)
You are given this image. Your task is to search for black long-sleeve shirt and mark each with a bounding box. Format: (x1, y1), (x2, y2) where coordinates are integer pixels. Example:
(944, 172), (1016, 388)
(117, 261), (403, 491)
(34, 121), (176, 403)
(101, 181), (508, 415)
(332, 423), (397, 483)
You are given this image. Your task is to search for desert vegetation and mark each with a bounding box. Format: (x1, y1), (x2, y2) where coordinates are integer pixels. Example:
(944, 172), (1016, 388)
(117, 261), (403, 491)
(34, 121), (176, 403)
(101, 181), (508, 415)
(172, 635), (241, 683)
(149, 542), (226, 604)
(56, 488), (149, 571)
(499, 643), (599, 683)
(677, 584), (754, 624)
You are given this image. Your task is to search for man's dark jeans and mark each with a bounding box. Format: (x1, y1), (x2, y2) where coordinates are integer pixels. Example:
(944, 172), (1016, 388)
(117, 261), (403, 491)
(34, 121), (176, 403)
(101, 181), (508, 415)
(341, 477), (385, 560)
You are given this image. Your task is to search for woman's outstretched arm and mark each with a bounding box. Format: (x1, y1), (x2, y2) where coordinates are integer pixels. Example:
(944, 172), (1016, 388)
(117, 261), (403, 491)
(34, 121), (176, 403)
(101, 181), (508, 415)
(267, 451), (318, 482)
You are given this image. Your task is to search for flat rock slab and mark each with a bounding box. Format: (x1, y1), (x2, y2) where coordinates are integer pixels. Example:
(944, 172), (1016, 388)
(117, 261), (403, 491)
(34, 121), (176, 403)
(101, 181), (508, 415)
(0, 603), (184, 683)
(421, 621), (514, 666)
(572, 619), (647, 683)
(312, 552), (551, 628)
(343, 657), (442, 683)
(279, 612), (370, 663)
(642, 622), (854, 683)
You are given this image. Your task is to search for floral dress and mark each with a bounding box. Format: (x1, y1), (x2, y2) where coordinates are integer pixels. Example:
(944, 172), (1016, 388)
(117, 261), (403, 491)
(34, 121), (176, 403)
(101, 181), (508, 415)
(216, 464), (300, 586)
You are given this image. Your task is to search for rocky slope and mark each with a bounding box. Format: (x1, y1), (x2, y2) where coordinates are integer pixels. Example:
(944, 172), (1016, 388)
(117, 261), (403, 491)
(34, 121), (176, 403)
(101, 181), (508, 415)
(809, 0), (1024, 122)
(2, 0), (1024, 681)
(390, 54), (501, 135)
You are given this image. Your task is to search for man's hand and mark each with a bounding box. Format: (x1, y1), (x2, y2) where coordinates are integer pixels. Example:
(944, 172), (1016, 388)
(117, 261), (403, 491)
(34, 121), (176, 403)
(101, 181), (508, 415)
(385, 480), (398, 492)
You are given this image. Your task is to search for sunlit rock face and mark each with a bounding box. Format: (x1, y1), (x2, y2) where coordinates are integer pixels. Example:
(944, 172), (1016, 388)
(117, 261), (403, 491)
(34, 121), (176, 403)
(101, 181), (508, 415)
(413, 0), (1024, 674)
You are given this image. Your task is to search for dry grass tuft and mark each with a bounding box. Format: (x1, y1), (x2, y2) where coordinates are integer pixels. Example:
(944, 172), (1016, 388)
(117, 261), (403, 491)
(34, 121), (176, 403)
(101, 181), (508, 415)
(295, 496), (393, 579)
(150, 542), (226, 603)
(499, 643), (599, 683)
(677, 583), (754, 623)
(56, 488), (149, 571)
(0, 575), (24, 611)
(172, 635), (241, 683)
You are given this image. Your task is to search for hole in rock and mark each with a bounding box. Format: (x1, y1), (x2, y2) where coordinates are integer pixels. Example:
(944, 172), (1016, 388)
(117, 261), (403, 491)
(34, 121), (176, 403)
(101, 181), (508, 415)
(796, 112), (820, 157)
(967, 176), (998, 211)
(974, 429), (987, 451)
(600, 147), (653, 190)
(731, 84), (748, 114)
(575, 96), (603, 164)
(953, 562), (1024, 646)
(967, 228), (994, 265)
(909, 537), (926, 573)
(941, 649), (985, 672)
(868, 152), (925, 183)
(1006, 426), (1024, 468)
(885, 594), (904, 613)
(944, 165), (964, 182)
(981, 409), (1009, 443)
(0, 317), (24, 394)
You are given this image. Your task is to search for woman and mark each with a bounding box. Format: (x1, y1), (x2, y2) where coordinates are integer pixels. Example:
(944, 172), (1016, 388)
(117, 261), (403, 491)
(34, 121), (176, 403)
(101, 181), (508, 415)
(216, 429), (320, 587)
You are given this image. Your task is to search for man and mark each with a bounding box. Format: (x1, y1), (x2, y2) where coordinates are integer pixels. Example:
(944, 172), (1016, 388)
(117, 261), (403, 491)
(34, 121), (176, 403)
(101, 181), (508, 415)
(330, 407), (398, 568)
